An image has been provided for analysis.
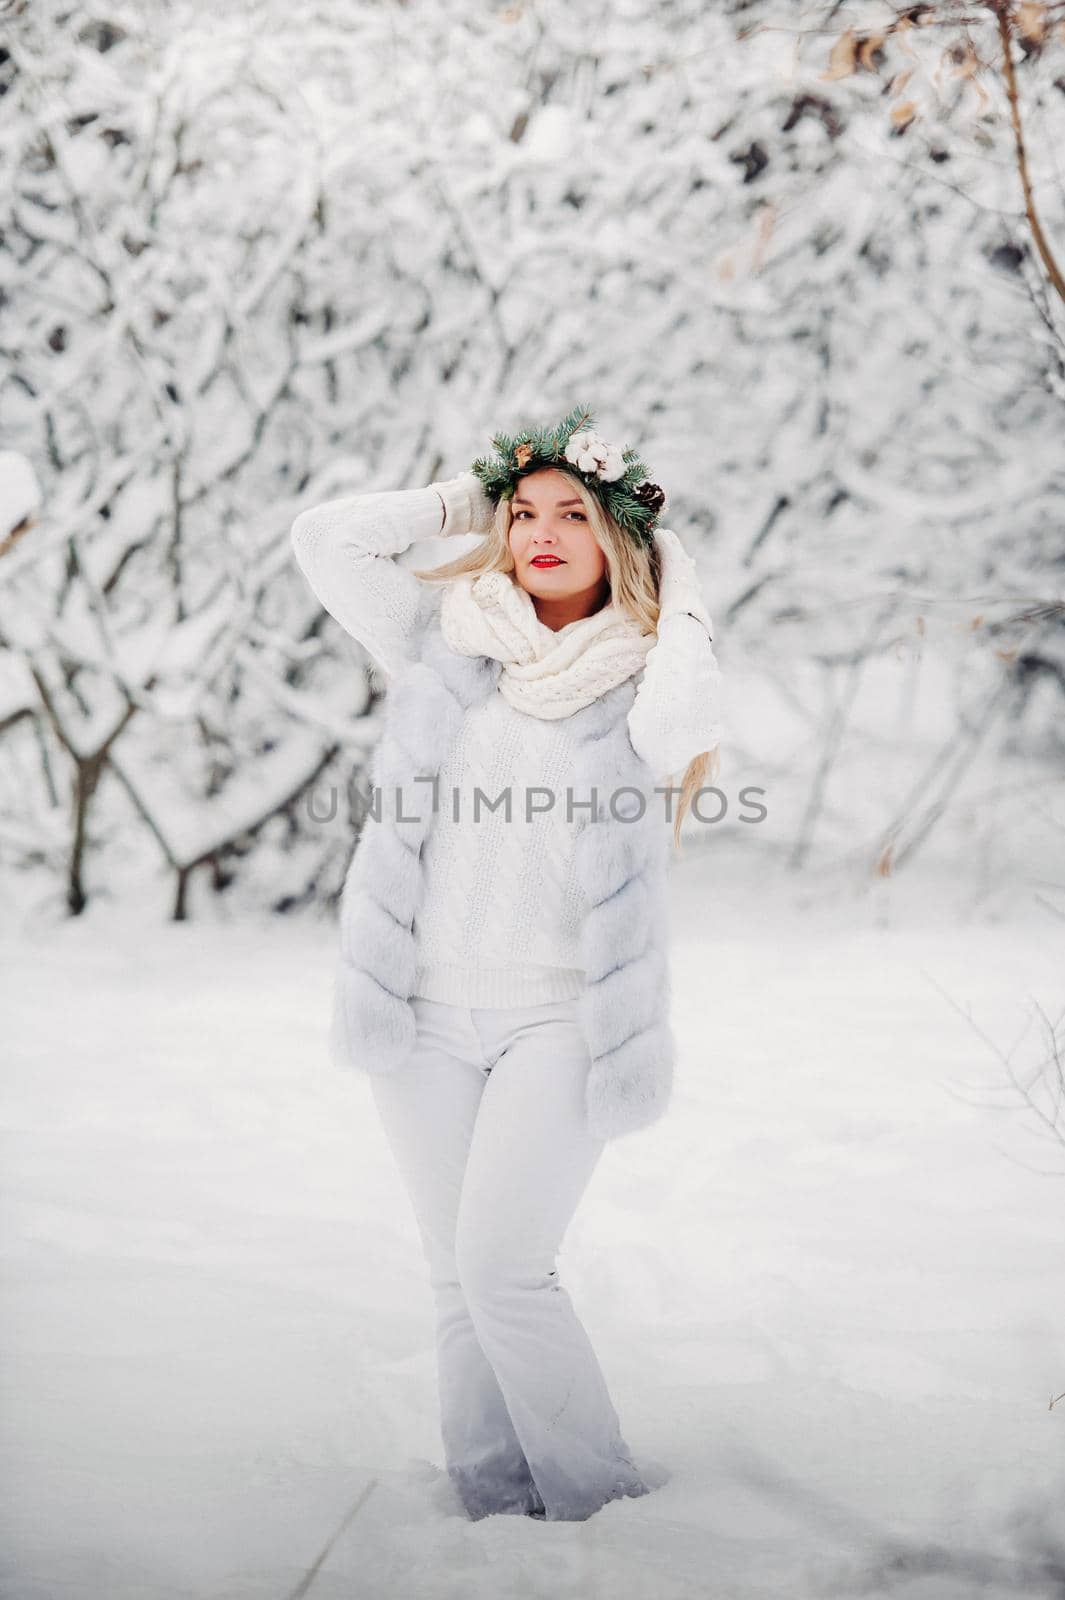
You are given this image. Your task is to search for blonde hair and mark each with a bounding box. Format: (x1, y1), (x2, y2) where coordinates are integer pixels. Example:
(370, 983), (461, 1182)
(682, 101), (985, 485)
(411, 467), (720, 850)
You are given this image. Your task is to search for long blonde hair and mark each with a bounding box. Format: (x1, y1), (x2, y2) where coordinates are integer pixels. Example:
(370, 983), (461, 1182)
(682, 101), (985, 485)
(411, 467), (720, 850)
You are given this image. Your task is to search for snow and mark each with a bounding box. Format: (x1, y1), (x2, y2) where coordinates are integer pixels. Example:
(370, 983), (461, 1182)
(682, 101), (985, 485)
(0, 451), (41, 534)
(2, 859), (1063, 1600)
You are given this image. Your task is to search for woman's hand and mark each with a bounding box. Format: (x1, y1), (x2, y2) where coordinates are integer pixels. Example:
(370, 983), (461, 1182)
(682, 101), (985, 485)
(432, 471), (497, 538)
(652, 527), (714, 639)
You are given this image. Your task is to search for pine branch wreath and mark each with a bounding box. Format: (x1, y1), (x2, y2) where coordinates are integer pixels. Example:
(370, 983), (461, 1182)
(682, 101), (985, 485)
(470, 403), (666, 546)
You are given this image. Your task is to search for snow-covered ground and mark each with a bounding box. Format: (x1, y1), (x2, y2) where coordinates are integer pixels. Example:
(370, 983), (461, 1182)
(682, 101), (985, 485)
(2, 855), (1063, 1600)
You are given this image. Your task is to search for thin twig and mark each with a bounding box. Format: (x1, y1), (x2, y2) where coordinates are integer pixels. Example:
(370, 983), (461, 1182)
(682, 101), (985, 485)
(282, 1478), (379, 1600)
(990, 0), (1065, 305)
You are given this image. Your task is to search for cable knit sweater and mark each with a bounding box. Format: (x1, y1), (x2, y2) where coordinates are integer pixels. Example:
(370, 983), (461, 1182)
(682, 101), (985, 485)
(290, 480), (723, 1008)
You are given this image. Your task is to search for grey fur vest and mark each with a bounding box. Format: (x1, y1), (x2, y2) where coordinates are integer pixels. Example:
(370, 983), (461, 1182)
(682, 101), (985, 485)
(330, 591), (675, 1142)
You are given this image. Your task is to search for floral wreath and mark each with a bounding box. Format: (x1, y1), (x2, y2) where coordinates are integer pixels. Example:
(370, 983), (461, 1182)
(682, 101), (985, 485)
(469, 403), (666, 546)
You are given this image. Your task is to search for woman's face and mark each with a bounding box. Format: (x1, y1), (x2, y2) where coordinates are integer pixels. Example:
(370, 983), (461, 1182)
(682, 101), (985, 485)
(507, 469), (610, 619)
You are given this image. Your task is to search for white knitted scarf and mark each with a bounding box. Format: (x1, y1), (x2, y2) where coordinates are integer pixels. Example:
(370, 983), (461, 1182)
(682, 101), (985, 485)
(439, 570), (654, 720)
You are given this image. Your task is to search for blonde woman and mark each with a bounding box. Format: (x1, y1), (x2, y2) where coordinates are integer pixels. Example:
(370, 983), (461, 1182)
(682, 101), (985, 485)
(290, 406), (722, 1524)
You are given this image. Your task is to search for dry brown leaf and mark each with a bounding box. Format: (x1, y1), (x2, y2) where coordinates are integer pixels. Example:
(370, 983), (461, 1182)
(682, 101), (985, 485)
(876, 844), (894, 878)
(0, 514), (37, 558)
(889, 67), (915, 99)
(1017, 2), (1047, 44)
(821, 27), (858, 81)
(970, 75), (992, 114)
(945, 39), (993, 113)
(858, 31), (887, 70)
(952, 41), (980, 79)
(890, 100), (918, 129)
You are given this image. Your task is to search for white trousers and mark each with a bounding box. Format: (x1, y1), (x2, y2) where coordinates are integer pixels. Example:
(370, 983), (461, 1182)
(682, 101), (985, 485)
(369, 994), (650, 1523)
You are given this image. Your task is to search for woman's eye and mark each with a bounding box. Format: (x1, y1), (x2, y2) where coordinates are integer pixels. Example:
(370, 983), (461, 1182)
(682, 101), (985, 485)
(514, 511), (585, 520)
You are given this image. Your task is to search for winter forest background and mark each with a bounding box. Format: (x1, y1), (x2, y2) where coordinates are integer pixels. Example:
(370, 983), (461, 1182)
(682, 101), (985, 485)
(2, 0), (1062, 922)
(2, 4), (1065, 1599)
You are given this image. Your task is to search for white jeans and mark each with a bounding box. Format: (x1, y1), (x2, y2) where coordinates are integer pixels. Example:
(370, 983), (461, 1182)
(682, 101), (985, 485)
(369, 994), (650, 1522)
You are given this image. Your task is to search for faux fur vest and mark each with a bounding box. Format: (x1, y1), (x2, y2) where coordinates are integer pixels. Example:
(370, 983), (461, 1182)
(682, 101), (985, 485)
(329, 590), (675, 1142)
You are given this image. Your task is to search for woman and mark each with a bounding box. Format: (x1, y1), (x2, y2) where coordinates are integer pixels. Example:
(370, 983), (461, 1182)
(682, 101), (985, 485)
(290, 404), (723, 1524)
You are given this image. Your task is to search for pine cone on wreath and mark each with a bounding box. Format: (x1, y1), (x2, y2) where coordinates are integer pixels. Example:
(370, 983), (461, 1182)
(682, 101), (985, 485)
(633, 481), (666, 518)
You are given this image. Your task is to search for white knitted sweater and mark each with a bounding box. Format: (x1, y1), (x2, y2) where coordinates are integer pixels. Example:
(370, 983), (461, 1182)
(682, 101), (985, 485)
(290, 482), (723, 1008)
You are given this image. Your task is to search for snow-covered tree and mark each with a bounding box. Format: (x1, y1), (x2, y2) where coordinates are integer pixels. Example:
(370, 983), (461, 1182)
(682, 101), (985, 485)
(0, 0), (1061, 921)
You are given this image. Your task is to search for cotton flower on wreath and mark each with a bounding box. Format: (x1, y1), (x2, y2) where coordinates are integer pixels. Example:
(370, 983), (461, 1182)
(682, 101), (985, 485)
(469, 402), (668, 547)
(564, 428), (627, 483)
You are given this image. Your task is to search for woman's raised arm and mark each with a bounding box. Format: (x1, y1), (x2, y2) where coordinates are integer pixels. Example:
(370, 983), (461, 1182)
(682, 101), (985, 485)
(627, 527), (724, 783)
(289, 472), (493, 678)
(627, 610), (724, 783)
